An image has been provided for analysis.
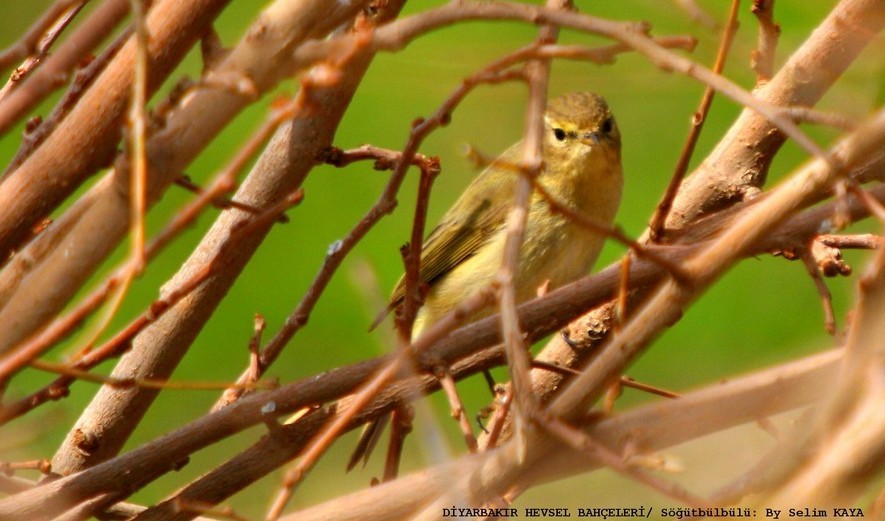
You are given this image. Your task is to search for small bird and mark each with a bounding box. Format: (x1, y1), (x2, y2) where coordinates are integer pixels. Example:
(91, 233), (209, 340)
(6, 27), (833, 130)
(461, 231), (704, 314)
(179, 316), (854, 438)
(351, 91), (623, 470)
(393, 91), (622, 335)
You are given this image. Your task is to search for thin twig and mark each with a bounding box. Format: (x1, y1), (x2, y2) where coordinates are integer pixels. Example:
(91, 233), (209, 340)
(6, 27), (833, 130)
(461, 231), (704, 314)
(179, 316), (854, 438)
(817, 233), (882, 250)
(435, 366), (479, 453)
(174, 176), (288, 222)
(482, 386), (512, 451)
(649, 0), (741, 240)
(393, 154), (440, 342)
(541, 413), (712, 507)
(530, 361), (680, 399)
(619, 377), (680, 400)
(320, 144), (436, 172)
(530, 37), (698, 64)
(216, 315), (267, 410)
(80, 0), (151, 372)
(0, 459), (52, 475)
(672, 0), (718, 30)
(29, 359), (277, 391)
(382, 405), (413, 482)
(0, 0), (87, 76)
(847, 182), (885, 223)
(786, 106), (858, 131)
(0, 189), (303, 424)
(799, 249), (837, 335)
(495, 0), (565, 458)
(615, 253), (631, 330)
(529, 177), (691, 283)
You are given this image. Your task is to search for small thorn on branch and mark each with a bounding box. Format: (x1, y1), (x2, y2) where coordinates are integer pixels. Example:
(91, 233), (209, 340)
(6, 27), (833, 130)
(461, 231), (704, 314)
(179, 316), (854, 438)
(750, 0), (780, 86)
(810, 237), (852, 278)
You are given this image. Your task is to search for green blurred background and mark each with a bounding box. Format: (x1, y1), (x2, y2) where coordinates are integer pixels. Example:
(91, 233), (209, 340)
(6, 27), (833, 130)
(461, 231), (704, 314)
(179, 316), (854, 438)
(0, 0), (881, 516)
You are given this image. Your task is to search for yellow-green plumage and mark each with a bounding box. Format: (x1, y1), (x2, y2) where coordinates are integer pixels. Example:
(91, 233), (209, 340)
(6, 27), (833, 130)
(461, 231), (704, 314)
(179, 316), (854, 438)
(390, 92), (623, 335)
(352, 92), (623, 471)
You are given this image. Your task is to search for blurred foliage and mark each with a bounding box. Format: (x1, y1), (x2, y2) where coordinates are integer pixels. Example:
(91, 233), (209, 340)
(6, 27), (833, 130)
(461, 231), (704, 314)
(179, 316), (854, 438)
(0, 0), (881, 515)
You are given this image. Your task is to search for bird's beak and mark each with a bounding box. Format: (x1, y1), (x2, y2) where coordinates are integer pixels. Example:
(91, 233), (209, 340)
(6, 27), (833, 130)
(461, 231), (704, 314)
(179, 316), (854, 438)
(581, 132), (601, 146)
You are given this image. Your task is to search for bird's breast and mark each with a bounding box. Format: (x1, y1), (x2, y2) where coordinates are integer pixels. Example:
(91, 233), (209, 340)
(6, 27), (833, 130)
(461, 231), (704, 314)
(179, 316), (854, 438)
(519, 159), (623, 296)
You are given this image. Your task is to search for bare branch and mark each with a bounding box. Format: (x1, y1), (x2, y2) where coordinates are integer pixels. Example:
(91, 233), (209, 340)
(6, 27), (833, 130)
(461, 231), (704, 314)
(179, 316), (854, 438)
(0, 0), (87, 76)
(649, 0), (740, 240)
(0, 0), (231, 262)
(503, 0), (885, 447)
(288, 350), (841, 521)
(551, 108), (885, 423)
(47, 1), (380, 476)
(800, 248), (838, 335)
(0, 2), (881, 517)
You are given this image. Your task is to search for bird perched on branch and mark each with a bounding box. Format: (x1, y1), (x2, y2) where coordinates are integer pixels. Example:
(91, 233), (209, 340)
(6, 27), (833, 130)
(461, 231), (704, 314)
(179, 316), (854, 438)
(353, 91), (624, 471)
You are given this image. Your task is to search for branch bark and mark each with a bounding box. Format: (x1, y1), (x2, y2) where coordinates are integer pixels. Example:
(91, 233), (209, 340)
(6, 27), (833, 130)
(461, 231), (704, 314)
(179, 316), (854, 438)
(50, 0), (387, 475)
(0, 0), (368, 356)
(506, 0), (885, 440)
(288, 349), (841, 521)
(0, 0), (130, 135)
(0, 175), (878, 518)
(0, 0), (230, 264)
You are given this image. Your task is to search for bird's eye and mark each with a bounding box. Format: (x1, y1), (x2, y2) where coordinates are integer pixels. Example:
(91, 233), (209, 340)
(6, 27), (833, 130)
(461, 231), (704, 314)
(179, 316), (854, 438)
(601, 117), (613, 134)
(553, 128), (566, 141)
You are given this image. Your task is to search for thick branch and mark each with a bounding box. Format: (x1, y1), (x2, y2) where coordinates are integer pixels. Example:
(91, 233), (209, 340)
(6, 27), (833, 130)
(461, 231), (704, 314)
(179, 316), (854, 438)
(0, 173), (879, 518)
(289, 349), (841, 521)
(670, 0), (884, 226)
(0, 0), (368, 357)
(0, 0), (130, 135)
(515, 0), (885, 439)
(0, 0), (230, 263)
(50, 2), (384, 476)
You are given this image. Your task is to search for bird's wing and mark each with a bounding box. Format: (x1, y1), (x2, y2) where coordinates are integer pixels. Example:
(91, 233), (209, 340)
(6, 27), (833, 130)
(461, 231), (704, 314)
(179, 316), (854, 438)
(388, 196), (506, 307)
(387, 163), (516, 308)
(366, 144), (521, 332)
